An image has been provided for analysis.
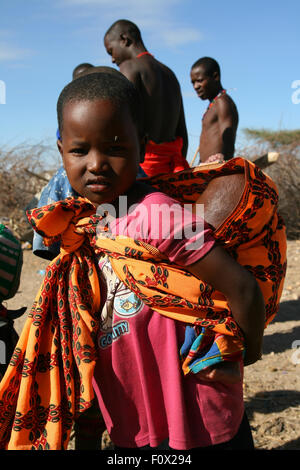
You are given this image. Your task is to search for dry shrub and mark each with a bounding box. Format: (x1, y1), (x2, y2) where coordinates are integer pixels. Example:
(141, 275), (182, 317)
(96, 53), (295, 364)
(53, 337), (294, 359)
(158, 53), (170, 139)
(263, 152), (300, 240)
(1, 138), (299, 241)
(238, 131), (300, 240)
(0, 142), (59, 240)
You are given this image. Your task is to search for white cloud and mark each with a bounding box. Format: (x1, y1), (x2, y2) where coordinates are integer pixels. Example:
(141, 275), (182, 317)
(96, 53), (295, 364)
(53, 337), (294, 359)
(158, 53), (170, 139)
(0, 43), (33, 61)
(60, 0), (179, 21)
(62, 0), (178, 7)
(159, 28), (203, 47)
(59, 0), (203, 48)
(161, 28), (203, 46)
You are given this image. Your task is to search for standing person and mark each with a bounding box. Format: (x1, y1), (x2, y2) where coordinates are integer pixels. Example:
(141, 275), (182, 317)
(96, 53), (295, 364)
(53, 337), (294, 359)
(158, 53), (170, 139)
(0, 72), (287, 451)
(0, 224), (26, 380)
(104, 19), (190, 177)
(190, 57), (239, 164)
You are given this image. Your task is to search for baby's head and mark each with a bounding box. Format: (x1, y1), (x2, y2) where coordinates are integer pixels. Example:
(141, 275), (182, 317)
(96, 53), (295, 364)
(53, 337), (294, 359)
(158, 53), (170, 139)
(57, 71), (144, 207)
(72, 62), (94, 80)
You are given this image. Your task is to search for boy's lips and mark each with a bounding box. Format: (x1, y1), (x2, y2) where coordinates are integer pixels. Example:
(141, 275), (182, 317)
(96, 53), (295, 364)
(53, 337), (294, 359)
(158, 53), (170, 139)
(86, 177), (112, 193)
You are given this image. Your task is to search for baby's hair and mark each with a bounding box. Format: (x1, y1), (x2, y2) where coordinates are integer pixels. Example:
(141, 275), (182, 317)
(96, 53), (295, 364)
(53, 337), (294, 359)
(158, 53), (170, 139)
(105, 19), (142, 43)
(72, 63), (94, 80)
(57, 71), (144, 136)
(191, 57), (221, 78)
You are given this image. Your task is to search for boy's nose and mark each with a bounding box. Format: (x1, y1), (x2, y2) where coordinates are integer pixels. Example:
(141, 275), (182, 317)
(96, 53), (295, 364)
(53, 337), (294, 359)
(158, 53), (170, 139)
(87, 151), (109, 173)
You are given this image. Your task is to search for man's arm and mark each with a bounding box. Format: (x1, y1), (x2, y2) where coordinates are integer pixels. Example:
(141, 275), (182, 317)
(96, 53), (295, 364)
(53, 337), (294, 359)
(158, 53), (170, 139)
(186, 245), (265, 366)
(215, 99), (238, 159)
(175, 97), (188, 159)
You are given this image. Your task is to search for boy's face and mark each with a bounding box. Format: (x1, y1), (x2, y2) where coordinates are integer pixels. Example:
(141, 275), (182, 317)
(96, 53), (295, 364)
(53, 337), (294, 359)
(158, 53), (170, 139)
(190, 65), (218, 101)
(58, 99), (141, 207)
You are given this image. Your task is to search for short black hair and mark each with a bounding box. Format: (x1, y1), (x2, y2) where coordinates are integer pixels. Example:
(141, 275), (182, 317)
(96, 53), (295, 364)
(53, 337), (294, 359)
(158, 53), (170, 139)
(105, 19), (142, 43)
(191, 57), (221, 78)
(57, 71), (144, 136)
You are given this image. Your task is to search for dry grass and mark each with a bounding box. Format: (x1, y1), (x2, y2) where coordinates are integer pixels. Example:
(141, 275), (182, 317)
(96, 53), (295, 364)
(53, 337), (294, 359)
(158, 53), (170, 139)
(264, 152), (300, 240)
(238, 133), (300, 240)
(0, 142), (59, 240)
(0, 140), (299, 241)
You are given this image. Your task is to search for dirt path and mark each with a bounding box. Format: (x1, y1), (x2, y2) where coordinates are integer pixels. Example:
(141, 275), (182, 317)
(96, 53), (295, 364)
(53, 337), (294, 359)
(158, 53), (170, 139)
(243, 240), (300, 450)
(6, 240), (300, 450)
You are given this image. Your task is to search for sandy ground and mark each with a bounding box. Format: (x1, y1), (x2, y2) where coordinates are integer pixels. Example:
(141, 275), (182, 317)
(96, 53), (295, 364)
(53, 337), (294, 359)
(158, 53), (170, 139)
(5, 240), (300, 450)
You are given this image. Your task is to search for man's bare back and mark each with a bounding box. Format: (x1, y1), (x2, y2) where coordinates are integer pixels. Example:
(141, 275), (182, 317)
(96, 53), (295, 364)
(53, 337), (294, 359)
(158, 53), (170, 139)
(190, 57), (238, 164)
(120, 55), (186, 147)
(104, 20), (188, 160)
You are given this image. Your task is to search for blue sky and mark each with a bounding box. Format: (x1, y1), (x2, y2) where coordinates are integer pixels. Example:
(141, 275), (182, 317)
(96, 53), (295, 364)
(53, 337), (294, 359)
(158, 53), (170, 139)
(1, 0), (299, 163)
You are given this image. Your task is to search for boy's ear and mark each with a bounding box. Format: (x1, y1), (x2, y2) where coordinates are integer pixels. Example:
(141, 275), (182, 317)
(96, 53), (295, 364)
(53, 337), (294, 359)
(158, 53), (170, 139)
(213, 71), (220, 82)
(57, 139), (63, 158)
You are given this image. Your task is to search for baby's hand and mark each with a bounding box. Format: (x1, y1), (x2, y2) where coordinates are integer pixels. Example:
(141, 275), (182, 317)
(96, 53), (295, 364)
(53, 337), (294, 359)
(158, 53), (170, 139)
(206, 153), (225, 164)
(194, 361), (241, 385)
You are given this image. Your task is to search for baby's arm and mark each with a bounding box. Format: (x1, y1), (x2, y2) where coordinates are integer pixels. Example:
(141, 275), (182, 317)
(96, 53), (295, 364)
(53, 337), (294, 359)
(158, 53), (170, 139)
(186, 244), (265, 366)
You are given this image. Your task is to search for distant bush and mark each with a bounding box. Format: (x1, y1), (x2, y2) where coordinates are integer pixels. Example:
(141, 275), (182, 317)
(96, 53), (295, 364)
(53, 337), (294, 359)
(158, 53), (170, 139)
(264, 153), (300, 240)
(0, 142), (59, 240)
(243, 128), (300, 148)
(239, 129), (300, 240)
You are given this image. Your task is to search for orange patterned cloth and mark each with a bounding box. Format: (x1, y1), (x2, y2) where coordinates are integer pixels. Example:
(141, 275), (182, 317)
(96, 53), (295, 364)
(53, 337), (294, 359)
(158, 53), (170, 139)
(0, 157), (286, 450)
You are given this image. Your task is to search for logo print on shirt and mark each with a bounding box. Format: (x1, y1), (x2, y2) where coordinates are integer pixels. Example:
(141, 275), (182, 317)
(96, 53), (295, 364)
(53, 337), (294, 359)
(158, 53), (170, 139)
(98, 255), (144, 349)
(99, 321), (129, 349)
(113, 284), (143, 317)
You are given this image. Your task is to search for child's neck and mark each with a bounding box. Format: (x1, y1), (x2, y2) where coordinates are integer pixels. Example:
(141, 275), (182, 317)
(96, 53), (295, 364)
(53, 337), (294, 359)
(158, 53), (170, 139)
(96, 181), (153, 220)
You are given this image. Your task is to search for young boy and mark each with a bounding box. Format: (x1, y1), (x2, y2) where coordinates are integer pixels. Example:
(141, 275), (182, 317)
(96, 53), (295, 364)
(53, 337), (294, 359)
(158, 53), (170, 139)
(32, 65), (147, 260)
(190, 57), (239, 164)
(57, 71), (265, 450)
(0, 72), (285, 451)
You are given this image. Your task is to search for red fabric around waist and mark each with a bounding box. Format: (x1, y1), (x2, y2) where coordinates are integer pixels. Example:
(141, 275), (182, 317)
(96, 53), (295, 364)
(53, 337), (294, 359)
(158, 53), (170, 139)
(141, 136), (189, 177)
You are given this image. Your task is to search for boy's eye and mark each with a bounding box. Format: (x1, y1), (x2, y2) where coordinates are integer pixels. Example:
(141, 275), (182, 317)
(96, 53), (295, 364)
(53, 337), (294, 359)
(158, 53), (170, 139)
(70, 148), (87, 155)
(106, 145), (126, 155)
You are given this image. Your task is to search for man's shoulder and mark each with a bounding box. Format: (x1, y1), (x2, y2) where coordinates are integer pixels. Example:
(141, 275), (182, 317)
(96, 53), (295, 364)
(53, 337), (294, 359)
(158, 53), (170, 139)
(216, 93), (237, 109)
(120, 58), (142, 73)
(121, 56), (175, 76)
(215, 93), (238, 118)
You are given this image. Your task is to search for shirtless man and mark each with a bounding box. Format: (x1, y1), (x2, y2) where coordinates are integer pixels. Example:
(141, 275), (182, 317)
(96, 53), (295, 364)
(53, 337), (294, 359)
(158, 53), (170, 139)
(190, 57), (238, 164)
(104, 19), (189, 177)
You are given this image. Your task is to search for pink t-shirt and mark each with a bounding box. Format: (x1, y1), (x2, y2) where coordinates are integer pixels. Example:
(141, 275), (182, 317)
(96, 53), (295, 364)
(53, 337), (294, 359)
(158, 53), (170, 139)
(93, 190), (244, 449)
